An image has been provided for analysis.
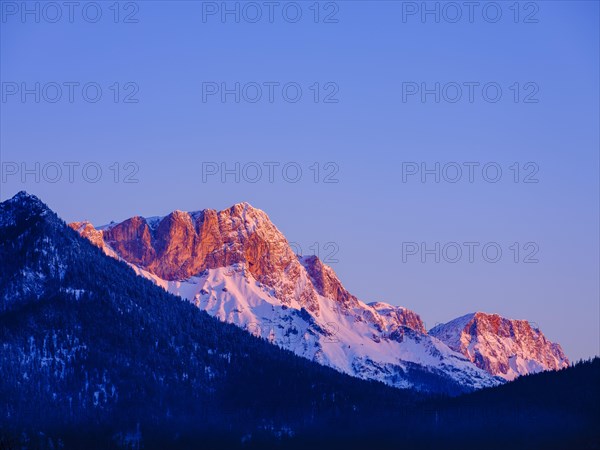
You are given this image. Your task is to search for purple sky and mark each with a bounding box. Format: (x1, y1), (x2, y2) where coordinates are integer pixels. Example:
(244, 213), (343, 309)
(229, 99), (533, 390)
(1, 1), (598, 361)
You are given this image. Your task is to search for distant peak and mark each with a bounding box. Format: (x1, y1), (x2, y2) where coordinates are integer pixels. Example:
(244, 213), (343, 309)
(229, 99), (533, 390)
(471, 312), (519, 322)
(432, 312), (529, 332)
(430, 311), (569, 379)
(161, 202), (262, 221)
(229, 201), (260, 213)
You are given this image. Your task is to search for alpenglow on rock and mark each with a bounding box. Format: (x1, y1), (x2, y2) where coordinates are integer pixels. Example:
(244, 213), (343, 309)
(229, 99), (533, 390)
(70, 202), (502, 393)
(430, 312), (569, 380)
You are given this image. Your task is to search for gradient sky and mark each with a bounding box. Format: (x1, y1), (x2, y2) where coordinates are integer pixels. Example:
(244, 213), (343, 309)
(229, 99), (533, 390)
(1, 1), (598, 361)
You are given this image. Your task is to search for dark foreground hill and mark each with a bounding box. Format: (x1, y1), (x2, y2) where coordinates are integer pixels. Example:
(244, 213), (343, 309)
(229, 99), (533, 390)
(0, 192), (598, 449)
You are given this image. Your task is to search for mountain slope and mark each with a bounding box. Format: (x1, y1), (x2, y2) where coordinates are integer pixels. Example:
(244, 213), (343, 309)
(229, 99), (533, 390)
(430, 312), (569, 380)
(0, 192), (420, 448)
(70, 205), (499, 392)
(1, 192), (596, 449)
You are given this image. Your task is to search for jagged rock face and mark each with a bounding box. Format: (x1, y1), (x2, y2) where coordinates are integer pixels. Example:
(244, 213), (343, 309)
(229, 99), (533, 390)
(69, 203), (503, 392)
(69, 204), (427, 332)
(70, 221), (106, 249)
(71, 204), (322, 312)
(298, 257), (427, 335)
(369, 302), (427, 335)
(104, 216), (156, 267)
(300, 255), (360, 312)
(430, 312), (569, 380)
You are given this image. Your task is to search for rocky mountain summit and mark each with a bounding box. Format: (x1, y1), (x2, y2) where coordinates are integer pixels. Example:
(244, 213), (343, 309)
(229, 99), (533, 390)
(430, 312), (569, 380)
(70, 201), (567, 389)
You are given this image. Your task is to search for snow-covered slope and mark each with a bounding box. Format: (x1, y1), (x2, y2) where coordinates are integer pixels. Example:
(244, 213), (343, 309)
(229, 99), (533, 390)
(70, 204), (503, 392)
(430, 313), (569, 380)
(134, 263), (497, 391)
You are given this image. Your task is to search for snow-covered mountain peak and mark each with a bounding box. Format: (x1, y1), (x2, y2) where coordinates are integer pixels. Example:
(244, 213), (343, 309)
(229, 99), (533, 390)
(68, 200), (567, 391)
(68, 203), (502, 392)
(430, 312), (569, 380)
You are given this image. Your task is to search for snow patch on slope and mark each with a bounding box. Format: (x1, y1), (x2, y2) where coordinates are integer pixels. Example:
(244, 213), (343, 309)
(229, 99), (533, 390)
(129, 262), (499, 391)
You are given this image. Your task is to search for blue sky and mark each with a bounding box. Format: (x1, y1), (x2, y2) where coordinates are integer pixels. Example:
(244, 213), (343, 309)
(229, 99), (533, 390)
(1, 1), (598, 361)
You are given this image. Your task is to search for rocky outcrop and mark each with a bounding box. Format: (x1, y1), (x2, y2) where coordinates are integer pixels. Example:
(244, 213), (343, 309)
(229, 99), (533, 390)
(300, 255), (359, 311)
(430, 312), (569, 380)
(69, 221), (107, 250)
(369, 302), (427, 334)
(71, 203), (321, 313)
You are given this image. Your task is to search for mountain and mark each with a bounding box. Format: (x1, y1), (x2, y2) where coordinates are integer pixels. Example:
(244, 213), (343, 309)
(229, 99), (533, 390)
(0, 191), (419, 448)
(1, 192), (597, 449)
(70, 203), (499, 393)
(430, 312), (569, 380)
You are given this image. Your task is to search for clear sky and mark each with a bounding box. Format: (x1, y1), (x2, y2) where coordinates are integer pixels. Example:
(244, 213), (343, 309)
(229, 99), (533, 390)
(1, 1), (598, 361)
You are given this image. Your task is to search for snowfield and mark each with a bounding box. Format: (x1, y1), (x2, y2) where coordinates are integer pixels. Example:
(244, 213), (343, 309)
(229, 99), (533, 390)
(129, 262), (499, 391)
